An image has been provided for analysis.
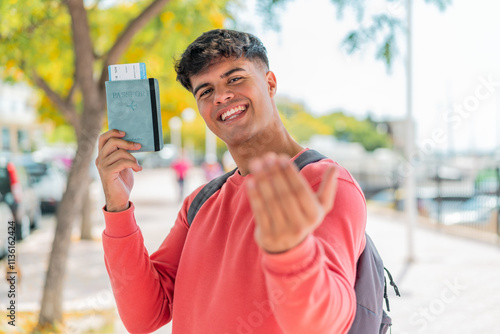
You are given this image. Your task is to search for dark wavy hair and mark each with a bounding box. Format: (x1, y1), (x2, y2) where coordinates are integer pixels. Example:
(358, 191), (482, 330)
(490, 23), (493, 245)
(175, 29), (269, 92)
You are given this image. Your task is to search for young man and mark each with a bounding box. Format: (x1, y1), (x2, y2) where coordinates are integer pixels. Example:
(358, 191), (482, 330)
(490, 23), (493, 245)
(96, 29), (366, 334)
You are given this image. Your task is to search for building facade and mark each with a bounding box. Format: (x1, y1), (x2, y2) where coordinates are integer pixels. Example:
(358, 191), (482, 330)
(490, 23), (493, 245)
(0, 81), (38, 152)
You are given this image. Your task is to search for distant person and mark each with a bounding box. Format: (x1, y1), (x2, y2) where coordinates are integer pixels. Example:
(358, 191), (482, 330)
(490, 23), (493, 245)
(202, 157), (224, 181)
(96, 29), (366, 333)
(171, 152), (191, 201)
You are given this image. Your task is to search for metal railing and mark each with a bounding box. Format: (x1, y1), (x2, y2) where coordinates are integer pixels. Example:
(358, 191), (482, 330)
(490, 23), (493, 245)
(361, 155), (500, 244)
(415, 164), (499, 242)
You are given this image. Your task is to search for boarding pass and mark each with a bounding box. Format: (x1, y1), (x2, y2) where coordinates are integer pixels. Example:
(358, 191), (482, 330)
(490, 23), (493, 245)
(108, 63), (147, 81)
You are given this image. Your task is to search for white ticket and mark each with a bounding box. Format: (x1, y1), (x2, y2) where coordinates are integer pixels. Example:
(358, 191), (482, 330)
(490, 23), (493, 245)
(108, 63), (147, 81)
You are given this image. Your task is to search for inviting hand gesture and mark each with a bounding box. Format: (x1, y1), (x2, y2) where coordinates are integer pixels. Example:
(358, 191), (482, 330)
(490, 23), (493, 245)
(246, 152), (339, 254)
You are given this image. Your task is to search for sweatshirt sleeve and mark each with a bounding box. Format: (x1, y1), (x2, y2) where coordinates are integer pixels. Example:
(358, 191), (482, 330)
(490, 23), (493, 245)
(102, 198), (192, 334)
(260, 171), (367, 334)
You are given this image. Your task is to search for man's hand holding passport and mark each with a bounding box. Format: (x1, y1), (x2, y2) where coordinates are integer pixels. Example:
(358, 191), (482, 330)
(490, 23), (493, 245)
(105, 63), (163, 152)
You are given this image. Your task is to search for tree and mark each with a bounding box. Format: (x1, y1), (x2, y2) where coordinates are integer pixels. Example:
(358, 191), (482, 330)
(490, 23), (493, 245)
(276, 97), (392, 151)
(0, 0), (231, 329)
(276, 97), (331, 144)
(319, 112), (392, 151)
(257, 0), (451, 68)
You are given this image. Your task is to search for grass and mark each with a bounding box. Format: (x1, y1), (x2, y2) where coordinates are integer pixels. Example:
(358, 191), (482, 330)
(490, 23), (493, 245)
(0, 309), (117, 334)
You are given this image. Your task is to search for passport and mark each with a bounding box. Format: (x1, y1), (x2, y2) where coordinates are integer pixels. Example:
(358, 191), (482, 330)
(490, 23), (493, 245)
(105, 78), (163, 152)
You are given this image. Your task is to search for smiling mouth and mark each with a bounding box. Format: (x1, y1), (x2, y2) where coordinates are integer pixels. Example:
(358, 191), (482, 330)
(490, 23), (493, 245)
(220, 105), (247, 121)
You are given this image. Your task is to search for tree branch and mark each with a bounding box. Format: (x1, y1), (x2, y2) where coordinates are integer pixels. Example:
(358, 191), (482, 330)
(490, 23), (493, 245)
(66, 82), (78, 104)
(98, 0), (171, 87)
(65, 0), (97, 103)
(32, 70), (81, 133)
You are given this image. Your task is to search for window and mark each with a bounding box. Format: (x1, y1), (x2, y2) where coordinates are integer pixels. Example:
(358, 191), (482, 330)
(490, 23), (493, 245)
(2, 127), (10, 150)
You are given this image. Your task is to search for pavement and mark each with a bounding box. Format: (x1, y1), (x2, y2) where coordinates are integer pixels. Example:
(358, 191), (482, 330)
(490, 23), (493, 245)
(1, 167), (499, 334)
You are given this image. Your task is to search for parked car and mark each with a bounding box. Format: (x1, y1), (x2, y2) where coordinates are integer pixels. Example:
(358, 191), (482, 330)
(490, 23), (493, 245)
(0, 154), (42, 240)
(439, 195), (499, 226)
(0, 193), (15, 259)
(16, 158), (67, 213)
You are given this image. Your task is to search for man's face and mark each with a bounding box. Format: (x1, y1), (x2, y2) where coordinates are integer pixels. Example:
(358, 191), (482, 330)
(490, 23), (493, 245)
(190, 57), (277, 147)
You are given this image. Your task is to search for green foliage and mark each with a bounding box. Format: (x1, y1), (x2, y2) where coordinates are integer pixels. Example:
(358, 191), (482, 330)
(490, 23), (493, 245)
(45, 124), (77, 144)
(424, 0), (452, 11)
(277, 97), (391, 151)
(342, 13), (401, 70)
(277, 97), (331, 144)
(258, 0), (452, 68)
(318, 112), (391, 151)
(475, 168), (499, 184)
(93, 0), (232, 136)
(0, 0), (72, 84)
(0, 0), (232, 145)
(254, 0), (292, 31)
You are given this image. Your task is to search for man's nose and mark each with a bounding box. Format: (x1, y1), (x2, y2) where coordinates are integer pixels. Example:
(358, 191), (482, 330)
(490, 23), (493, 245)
(214, 89), (234, 105)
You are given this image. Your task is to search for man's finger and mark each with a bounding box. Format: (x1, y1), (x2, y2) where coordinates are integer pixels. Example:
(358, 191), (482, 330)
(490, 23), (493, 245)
(246, 177), (272, 232)
(255, 155), (298, 230)
(107, 158), (143, 174)
(101, 149), (142, 173)
(268, 155), (309, 224)
(316, 165), (339, 212)
(98, 129), (125, 152)
(279, 156), (319, 220)
(100, 136), (142, 159)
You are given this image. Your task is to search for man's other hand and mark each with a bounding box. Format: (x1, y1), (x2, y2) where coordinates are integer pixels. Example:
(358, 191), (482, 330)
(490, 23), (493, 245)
(246, 152), (339, 254)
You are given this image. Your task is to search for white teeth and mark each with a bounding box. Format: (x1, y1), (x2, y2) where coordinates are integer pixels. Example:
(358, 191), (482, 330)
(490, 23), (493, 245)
(221, 106), (246, 121)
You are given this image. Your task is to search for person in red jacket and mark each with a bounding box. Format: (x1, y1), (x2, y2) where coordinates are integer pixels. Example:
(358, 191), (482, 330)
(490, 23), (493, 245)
(95, 29), (366, 333)
(171, 151), (191, 201)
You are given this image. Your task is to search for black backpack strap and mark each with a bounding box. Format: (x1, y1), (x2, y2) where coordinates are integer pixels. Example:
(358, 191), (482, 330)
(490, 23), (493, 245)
(187, 168), (237, 227)
(293, 149), (327, 170)
(186, 149), (328, 227)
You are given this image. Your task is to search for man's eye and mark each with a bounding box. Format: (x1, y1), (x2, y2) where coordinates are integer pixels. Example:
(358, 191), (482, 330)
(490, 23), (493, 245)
(200, 88), (213, 98)
(229, 77), (242, 83)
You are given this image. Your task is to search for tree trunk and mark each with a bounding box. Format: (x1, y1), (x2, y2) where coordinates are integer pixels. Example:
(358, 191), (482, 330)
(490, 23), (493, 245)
(80, 177), (93, 240)
(37, 110), (103, 328)
(36, 0), (171, 328)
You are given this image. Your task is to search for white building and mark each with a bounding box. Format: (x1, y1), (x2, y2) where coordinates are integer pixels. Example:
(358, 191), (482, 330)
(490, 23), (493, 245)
(0, 81), (38, 152)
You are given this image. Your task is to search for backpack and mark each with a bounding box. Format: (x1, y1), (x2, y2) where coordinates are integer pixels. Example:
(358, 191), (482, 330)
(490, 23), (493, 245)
(186, 149), (400, 334)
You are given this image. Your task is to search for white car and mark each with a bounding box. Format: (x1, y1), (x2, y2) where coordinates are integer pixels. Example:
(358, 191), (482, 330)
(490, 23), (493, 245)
(29, 162), (67, 213)
(0, 195), (15, 258)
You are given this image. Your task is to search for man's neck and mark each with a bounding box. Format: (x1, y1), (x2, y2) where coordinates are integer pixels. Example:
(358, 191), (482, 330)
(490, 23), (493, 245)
(228, 125), (303, 176)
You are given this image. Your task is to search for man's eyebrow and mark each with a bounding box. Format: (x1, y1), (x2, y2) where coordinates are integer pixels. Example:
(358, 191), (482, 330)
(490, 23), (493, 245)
(193, 83), (210, 97)
(221, 67), (246, 78)
(193, 67), (247, 97)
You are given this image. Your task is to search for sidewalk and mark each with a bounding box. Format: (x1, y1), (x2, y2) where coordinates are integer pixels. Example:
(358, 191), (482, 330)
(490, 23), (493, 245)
(1, 167), (499, 333)
(366, 206), (500, 334)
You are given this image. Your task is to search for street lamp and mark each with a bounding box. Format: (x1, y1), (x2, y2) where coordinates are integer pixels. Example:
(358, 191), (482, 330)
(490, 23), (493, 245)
(181, 107), (196, 123)
(182, 107), (217, 164)
(168, 116), (182, 151)
(205, 126), (217, 164)
(181, 108), (196, 161)
(405, 0), (416, 263)
(168, 108), (197, 154)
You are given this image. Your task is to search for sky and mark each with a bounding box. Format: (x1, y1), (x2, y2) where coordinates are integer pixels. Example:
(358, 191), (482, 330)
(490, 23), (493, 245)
(230, 0), (500, 154)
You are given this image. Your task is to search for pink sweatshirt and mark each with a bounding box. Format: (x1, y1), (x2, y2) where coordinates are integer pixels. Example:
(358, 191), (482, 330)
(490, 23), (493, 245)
(102, 150), (366, 334)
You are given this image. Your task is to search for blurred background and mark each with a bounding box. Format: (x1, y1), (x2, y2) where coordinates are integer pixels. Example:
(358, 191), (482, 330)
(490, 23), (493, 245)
(0, 0), (499, 333)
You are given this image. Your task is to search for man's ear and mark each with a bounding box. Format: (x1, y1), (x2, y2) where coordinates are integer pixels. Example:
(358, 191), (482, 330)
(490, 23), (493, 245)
(266, 71), (277, 97)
